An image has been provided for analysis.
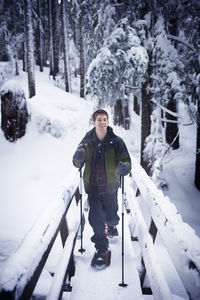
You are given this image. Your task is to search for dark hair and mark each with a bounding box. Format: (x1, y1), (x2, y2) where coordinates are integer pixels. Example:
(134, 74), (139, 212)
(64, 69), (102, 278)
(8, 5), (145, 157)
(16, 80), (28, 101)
(92, 109), (109, 121)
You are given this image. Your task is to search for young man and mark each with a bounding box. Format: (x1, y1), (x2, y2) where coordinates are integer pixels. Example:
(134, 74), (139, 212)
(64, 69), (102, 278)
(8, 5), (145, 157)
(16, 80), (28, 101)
(73, 109), (131, 268)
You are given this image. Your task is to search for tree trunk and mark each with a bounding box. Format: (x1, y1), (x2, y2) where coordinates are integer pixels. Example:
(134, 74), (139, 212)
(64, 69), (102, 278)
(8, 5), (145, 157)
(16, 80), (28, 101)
(124, 98), (130, 130)
(48, 0), (54, 76)
(38, 0), (43, 72)
(134, 95), (140, 115)
(61, 0), (71, 92)
(79, 19), (85, 98)
(22, 42), (27, 72)
(114, 99), (123, 126)
(139, 0), (154, 175)
(74, 3), (79, 78)
(1, 83), (29, 142)
(140, 78), (151, 175)
(195, 77), (200, 190)
(51, 0), (60, 79)
(15, 58), (19, 76)
(165, 93), (179, 150)
(195, 114), (200, 190)
(24, 0), (36, 98)
(23, 8), (27, 72)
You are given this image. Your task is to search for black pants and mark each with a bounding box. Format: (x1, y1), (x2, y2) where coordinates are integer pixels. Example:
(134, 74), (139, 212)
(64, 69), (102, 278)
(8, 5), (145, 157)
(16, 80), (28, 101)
(88, 189), (119, 251)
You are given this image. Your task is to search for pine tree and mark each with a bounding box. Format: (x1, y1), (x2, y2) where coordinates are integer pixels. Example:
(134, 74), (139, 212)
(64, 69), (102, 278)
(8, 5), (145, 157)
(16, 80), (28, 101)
(0, 1), (24, 75)
(93, 1), (117, 52)
(134, 16), (155, 175)
(87, 19), (148, 108)
(177, 0), (200, 190)
(152, 16), (184, 149)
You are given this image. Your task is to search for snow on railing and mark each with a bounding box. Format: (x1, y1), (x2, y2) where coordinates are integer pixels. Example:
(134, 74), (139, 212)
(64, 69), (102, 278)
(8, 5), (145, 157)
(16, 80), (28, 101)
(46, 227), (79, 300)
(129, 156), (200, 300)
(125, 186), (173, 300)
(0, 175), (80, 300)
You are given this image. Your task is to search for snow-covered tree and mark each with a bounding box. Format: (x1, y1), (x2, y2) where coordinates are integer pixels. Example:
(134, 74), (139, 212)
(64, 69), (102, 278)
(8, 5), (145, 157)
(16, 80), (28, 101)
(70, 0), (95, 98)
(0, 1), (24, 76)
(93, 1), (117, 52)
(134, 12), (183, 179)
(152, 16), (185, 149)
(176, 0), (200, 190)
(143, 108), (169, 188)
(133, 18), (154, 175)
(87, 18), (148, 108)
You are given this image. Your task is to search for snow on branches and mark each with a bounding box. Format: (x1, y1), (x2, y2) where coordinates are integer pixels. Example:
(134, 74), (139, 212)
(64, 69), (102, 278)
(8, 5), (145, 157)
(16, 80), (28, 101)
(86, 20), (148, 107)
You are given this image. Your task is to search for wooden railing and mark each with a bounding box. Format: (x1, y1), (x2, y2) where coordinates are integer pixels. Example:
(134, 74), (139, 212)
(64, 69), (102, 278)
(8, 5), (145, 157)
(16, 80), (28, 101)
(125, 156), (200, 300)
(0, 175), (81, 300)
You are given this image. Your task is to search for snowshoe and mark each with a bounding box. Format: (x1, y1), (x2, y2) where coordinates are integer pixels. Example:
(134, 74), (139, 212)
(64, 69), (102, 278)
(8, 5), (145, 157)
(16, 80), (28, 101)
(106, 225), (119, 238)
(91, 249), (111, 270)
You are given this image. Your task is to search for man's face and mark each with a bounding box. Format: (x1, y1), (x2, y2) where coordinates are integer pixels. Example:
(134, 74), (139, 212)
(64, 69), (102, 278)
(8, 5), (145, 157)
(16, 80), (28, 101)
(92, 114), (109, 131)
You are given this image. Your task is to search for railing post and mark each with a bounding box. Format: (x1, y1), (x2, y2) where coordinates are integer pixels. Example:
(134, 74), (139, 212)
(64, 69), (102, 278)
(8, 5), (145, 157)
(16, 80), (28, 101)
(140, 258), (152, 295)
(149, 218), (158, 243)
(74, 188), (80, 205)
(60, 217), (69, 247)
(62, 253), (75, 293)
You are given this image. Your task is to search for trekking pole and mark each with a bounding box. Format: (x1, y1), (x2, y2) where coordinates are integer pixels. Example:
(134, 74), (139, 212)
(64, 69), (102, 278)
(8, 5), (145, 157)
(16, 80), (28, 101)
(78, 168), (85, 254)
(119, 176), (128, 287)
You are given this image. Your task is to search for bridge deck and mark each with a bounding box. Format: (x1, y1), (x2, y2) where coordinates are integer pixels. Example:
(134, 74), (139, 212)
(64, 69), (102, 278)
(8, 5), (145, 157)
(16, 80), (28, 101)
(64, 211), (144, 300)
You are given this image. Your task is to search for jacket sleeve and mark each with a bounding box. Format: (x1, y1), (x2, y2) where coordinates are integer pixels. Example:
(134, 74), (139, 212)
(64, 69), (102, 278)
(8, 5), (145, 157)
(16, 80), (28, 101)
(72, 137), (87, 169)
(116, 137), (132, 173)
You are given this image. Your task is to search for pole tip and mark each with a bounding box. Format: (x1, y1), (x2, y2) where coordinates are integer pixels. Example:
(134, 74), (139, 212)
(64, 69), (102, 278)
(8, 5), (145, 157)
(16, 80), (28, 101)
(119, 283), (128, 287)
(78, 248), (86, 254)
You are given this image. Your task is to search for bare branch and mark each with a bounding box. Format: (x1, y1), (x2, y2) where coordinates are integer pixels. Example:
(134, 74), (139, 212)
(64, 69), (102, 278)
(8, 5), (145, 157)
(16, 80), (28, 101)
(167, 34), (195, 51)
(151, 99), (179, 117)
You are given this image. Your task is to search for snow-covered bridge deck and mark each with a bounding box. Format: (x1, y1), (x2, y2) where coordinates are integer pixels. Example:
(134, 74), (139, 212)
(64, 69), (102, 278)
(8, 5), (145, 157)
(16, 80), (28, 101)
(67, 212), (143, 300)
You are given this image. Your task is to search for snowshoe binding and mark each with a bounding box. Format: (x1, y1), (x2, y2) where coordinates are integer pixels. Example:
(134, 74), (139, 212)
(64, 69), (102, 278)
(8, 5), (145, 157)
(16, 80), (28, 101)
(105, 224), (119, 238)
(91, 249), (111, 270)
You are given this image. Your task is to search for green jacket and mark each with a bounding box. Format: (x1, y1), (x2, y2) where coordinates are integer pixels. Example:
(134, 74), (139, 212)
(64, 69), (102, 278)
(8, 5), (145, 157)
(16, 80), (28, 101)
(73, 126), (131, 194)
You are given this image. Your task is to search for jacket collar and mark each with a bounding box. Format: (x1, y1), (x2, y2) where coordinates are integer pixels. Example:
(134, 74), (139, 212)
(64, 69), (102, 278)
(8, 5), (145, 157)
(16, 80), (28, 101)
(85, 126), (115, 145)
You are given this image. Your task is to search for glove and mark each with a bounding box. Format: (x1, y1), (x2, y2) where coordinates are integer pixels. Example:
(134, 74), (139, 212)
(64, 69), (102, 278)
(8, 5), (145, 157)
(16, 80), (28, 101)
(73, 148), (85, 164)
(118, 162), (129, 176)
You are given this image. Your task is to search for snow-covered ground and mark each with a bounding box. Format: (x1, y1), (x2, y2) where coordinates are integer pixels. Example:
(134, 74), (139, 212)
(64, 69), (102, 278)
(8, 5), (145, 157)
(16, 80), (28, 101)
(162, 103), (200, 237)
(0, 68), (93, 262)
(0, 67), (200, 299)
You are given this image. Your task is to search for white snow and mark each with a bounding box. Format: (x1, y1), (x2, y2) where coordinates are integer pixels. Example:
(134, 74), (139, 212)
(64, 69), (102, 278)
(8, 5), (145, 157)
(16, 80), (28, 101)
(66, 207), (143, 300)
(0, 67), (200, 299)
(0, 79), (24, 95)
(129, 157), (200, 299)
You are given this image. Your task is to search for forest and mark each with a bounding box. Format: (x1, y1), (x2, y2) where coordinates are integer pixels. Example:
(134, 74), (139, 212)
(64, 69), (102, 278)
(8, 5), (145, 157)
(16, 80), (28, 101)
(0, 0), (200, 190)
